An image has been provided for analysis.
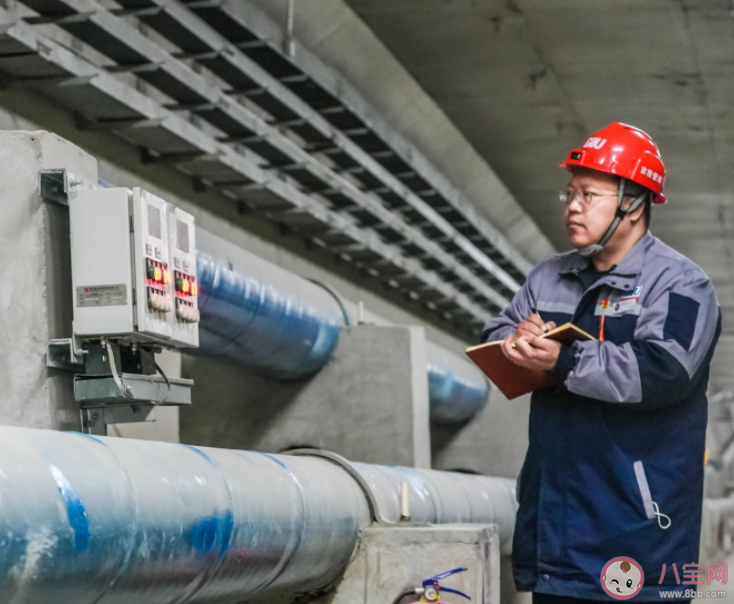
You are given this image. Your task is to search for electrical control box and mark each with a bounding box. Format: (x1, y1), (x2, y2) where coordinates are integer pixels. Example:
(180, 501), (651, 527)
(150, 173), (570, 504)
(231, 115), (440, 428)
(167, 204), (199, 347)
(69, 187), (199, 348)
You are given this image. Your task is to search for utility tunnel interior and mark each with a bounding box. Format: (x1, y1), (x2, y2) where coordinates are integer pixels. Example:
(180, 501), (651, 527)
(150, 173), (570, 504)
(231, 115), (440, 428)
(0, 1), (732, 603)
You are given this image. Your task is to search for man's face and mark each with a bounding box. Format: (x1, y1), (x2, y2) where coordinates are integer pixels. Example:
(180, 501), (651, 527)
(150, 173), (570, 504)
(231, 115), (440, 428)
(563, 167), (633, 248)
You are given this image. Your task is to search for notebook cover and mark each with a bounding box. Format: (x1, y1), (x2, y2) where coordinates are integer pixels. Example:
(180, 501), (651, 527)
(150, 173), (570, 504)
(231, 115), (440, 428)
(465, 323), (595, 400)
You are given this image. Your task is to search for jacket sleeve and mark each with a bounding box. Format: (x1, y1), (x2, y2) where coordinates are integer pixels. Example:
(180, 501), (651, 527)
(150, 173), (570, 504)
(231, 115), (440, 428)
(479, 265), (538, 344)
(554, 268), (721, 409)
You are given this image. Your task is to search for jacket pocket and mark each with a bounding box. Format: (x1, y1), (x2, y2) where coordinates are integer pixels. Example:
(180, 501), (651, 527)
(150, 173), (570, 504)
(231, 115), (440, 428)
(633, 460), (672, 530)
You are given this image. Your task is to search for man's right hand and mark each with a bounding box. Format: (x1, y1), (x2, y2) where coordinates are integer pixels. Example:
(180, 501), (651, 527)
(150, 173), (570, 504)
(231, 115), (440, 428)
(514, 314), (556, 341)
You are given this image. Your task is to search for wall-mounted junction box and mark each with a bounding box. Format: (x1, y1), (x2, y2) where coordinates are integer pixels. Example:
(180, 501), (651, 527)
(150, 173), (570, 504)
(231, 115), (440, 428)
(69, 187), (199, 348)
(167, 204), (199, 348)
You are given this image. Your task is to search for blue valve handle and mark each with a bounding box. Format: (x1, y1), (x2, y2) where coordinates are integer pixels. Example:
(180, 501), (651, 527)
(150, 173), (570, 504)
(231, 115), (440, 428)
(438, 586), (471, 600)
(427, 567), (467, 582)
(422, 567), (471, 600)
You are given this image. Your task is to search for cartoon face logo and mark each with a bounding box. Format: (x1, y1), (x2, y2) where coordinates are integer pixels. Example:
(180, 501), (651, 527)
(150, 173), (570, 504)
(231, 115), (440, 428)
(600, 557), (644, 600)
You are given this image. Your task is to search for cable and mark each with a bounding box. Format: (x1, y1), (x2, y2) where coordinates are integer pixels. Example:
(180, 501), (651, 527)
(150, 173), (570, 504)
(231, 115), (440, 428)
(105, 339), (171, 405)
(105, 339), (134, 399)
(152, 358), (172, 406)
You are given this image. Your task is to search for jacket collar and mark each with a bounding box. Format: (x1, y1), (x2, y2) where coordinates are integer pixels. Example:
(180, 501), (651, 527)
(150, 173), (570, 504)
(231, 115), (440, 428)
(558, 230), (654, 280)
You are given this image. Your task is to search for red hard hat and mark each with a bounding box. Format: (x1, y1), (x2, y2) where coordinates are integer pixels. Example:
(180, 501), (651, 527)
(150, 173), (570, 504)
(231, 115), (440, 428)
(560, 122), (667, 204)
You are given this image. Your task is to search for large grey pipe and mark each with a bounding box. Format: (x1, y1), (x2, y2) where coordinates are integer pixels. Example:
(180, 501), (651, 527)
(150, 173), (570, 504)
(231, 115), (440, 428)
(0, 426), (516, 603)
(195, 250), (489, 424)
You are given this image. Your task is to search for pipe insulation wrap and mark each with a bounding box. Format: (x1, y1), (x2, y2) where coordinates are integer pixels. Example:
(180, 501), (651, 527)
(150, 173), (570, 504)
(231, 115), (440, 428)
(426, 342), (489, 424)
(195, 251), (489, 422)
(196, 251), (343, 380)
(353, 463), (517, 554)
(0, 427), (369, 603)
(0, 427), (517, 603)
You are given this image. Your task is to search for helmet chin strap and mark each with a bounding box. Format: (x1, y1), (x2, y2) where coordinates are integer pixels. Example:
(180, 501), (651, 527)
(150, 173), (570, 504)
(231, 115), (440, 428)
(575, 177), (649, 258)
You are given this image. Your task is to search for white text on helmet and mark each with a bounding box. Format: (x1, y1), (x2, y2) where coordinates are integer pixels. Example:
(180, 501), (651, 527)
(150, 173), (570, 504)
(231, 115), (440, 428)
(641, 166), (663, 184)
(583, 137), (608, 150)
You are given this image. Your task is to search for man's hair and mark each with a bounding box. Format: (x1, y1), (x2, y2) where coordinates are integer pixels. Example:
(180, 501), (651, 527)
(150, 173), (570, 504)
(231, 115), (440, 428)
(616, 177), (652, 230)
(642, 198), (652, 229)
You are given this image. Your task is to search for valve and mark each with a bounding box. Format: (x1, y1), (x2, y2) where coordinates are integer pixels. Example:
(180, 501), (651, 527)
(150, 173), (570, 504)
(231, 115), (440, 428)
(392, 567), (470, 604)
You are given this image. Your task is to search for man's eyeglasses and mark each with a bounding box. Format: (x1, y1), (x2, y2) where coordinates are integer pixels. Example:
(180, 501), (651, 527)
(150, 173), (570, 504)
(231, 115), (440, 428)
(559, 190), (618, 207)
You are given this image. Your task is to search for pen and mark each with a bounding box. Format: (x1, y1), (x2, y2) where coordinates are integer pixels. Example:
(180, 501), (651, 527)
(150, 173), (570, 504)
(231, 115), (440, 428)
(531, 306), (549, 333)
(531, 305), (543, 321)
(599, 299), (608, 341)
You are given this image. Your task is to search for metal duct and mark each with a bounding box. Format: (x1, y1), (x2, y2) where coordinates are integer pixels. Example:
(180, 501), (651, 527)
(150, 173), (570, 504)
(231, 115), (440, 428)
(196, 251), (343, 380)
(195, 250), (488, 422)
(0, 426), (517, 603)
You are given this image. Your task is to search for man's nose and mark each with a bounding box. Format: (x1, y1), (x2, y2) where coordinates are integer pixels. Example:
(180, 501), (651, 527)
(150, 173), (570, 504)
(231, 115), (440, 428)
(566, 198), (583, 214)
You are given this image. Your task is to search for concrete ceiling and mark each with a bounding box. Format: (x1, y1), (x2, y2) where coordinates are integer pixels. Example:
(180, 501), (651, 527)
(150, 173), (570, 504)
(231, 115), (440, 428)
(343, 0), (734, 391)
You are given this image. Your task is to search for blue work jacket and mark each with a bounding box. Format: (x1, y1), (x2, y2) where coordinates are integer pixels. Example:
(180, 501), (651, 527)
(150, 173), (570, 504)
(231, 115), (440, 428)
(480, 231), (721, 601)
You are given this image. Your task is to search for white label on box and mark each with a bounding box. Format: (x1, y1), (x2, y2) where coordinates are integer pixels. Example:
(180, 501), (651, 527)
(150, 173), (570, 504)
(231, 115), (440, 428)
(76, 284), (127, 307)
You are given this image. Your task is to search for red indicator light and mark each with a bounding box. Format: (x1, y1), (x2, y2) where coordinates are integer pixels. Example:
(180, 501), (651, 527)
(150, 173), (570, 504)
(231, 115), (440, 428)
(191, 281), (198, 296)
(182, 279), (190, 294)
(154, 267), (162, 282)
(163, 269), (170, 284)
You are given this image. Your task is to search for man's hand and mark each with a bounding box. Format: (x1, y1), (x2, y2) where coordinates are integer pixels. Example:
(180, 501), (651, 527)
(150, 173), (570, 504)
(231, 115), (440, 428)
(515, 314), (556, 340)
(501, 333), (562, 372)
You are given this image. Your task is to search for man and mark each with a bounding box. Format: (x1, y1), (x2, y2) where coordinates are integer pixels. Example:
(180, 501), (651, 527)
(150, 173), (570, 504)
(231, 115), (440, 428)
(480, 123), (721, 603)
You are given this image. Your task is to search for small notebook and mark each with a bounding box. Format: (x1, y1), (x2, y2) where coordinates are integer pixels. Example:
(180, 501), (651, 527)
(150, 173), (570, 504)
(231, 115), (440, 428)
(465, 323), (595, 400)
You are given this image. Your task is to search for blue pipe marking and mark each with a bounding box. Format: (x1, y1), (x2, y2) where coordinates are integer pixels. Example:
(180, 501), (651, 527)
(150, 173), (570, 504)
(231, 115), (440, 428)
(181, 444), (219, 468)
(180, 445), (234, 557)
(500, 482), (519, 512)
(255, 451), (290, 471)
(66, 431), (106, 445)
(191, 510), (234, 558)
(48, 463), (90, 552)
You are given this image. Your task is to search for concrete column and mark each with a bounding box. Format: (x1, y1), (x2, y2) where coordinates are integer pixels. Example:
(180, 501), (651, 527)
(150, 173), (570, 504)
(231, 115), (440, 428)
(0, 131), (96, 430)
(181, 324), (431, 467)
(432, 389), (531, 478)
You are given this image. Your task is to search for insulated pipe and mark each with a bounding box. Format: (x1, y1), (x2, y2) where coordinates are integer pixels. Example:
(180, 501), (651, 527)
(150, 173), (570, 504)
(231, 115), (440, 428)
(426, 342), (489, 424)
(353, 463), (517, 554)
(0, 426), (517, 603)
(195, 251), (343, 380)
(194, 251), (489, 422)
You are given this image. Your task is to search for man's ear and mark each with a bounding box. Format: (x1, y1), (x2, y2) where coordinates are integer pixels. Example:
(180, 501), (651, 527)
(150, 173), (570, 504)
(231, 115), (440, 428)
(626, 196), (647, 224)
